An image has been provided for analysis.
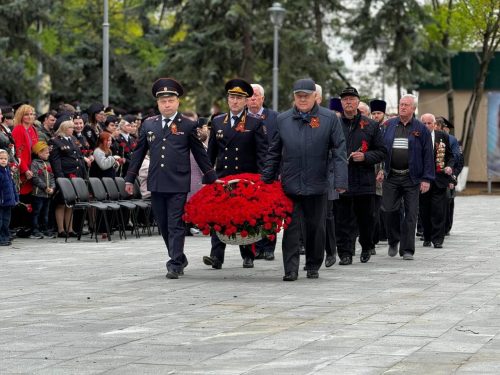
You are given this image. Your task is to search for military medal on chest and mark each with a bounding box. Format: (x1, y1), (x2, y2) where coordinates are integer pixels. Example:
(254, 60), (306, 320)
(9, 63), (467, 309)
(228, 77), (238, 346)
(216, 129), (224, 140)
(147, 131), (155, 143)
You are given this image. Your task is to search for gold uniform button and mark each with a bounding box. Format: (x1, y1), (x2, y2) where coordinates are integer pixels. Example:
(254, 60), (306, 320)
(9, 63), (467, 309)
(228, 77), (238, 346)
(235, 148), (239, 151)
(163, 138), (166, 141)
(162, 146), (165, 150)
(235, 157), (238, 161)
(225, 148), (228, 151)
(161, 155), (165, 158)
(224, 166), (228, 169)
(235, 166), (239, 170)
(225, 157), (228, 160)
(161, 164), (164, 167)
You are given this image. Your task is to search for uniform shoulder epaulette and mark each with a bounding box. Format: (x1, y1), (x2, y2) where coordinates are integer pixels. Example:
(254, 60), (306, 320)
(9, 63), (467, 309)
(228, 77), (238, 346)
(214, 113), (226, 120)
(145, 114), (160, 121)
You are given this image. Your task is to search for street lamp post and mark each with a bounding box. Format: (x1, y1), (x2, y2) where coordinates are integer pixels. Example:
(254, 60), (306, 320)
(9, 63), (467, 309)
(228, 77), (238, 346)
(376, 37), (388, 101)
(268, 2), (286, 112)
(103, 0), (110, 107)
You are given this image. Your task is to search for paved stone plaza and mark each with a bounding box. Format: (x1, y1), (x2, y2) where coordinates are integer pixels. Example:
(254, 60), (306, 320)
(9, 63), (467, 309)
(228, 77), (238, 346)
(1, 195), (500, 374)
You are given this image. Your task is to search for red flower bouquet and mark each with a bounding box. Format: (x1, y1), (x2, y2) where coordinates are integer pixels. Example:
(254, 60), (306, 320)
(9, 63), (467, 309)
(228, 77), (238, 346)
(183, 173), (293, 245)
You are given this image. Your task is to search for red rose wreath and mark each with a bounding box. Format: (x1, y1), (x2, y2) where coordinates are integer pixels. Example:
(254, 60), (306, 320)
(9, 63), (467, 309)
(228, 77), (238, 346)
(183, 173), (293, 244)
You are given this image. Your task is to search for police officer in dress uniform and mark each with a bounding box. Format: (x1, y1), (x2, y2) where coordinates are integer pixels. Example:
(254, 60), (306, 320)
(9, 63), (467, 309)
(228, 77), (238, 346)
(125, 78), (218, 279)
(202, 79), (269, 270)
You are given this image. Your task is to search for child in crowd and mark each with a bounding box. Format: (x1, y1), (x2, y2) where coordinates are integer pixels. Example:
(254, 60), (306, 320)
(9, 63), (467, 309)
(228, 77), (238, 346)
(30, 141), (56, 239)
(0, 149), (18, 245)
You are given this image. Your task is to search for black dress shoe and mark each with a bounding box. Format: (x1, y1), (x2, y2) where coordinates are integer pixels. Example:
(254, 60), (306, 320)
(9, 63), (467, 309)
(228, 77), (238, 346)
(416, 231), (423, 237)
(325, 255), (336, 267)
(388, 243), (398, 257)
(203, 256), (222, 269)
(264, 252), (275, 261)
(360, 251), (371, 263)
(434, 243), (443, 248)
(166, 270), (180, 279)
(283, 272), (298, 281)
(255, 252), (264, 259)
(67, 232), (78, 238)
(339, 256), (352, 265)
(306, 270), (319, 279)
(57, 231), (67, 238)
(423, 241), (432, 247)
(243, 257), (254, 268)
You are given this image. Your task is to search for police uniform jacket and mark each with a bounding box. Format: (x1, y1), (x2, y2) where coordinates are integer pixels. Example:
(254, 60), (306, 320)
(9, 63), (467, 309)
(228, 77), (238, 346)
(207, 110), (268, 178)
(125, 113), (216, 193)
(248, 108), (279, 146)
(48, 135), (86, 179)
(339, 112), (387, 195)
(262, 104), (348, 196)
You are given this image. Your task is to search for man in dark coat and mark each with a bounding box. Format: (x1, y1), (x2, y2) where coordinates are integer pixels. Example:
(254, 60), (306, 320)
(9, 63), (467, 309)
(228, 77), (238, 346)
(336, 87), (387, 266)
(382, 94), (435, 260)
(419, 113), (454, 248)
(247, 83), (279, 261)
(202, 78), (269, 270)
(262, 78), (348, 281)
(125, 78), (218, 279)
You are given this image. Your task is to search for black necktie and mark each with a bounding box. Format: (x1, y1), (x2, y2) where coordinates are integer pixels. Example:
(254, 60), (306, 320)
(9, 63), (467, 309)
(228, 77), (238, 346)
(232, 116), (239, 127)
(164, 118), (170, 128)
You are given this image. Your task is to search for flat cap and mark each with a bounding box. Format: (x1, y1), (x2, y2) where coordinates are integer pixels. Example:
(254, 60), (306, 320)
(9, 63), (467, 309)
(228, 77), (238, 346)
(293, 78), (316, 94)
(340, 86), (360, 98)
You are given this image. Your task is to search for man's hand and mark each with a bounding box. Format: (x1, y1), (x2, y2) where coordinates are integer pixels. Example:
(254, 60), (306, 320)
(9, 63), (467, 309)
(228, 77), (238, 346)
(125, 182), (134, 195)
(336, 188), (347, 193)
(25, 170), (33, 179)
(350, 151), (365, 162)
(448, 183), (455, 189)
(376, 170), (384, 183)
(444, 166), (452, 175)
(420, 181), (430, 193)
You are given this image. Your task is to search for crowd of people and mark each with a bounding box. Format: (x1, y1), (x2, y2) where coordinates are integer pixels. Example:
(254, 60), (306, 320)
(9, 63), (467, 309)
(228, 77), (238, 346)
(0, 76), (464, 282)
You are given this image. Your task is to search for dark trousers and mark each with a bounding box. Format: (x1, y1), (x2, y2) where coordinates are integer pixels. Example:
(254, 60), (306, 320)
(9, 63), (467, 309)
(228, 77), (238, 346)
(419, 183), (447, 244)
(151, 192), (188, 273)
(336, 194), (375, 259)
(325, 200), (337, 258)
(31, 196), (50, 233)
(210, 234), (255, 263)
(445, 188), (455, 234)
(255, 236), (277, 255)
(372, 194), (387, 243)
(282, 194), (327, 274)
(382, 174), (420, 255)
(0, 206), (11, 243)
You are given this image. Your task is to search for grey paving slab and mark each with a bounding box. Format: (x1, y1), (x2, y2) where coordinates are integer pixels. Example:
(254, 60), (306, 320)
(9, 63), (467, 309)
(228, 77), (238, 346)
(1, 195), (500, 374)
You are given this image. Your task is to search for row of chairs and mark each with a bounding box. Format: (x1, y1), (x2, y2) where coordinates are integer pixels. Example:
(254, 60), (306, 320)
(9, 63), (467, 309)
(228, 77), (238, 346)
(57, 177), (153, 242)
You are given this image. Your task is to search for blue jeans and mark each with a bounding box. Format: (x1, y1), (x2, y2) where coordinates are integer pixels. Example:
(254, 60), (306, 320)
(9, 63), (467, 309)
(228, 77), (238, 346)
(0, 206), (12, 243)
(32, 196), (51, 233)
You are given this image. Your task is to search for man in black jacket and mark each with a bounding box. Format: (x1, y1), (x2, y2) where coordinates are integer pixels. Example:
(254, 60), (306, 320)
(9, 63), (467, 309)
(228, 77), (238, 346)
(336, 87), (387, 265)
(419, 113), (454, 248)
(262, 78), (348, 281)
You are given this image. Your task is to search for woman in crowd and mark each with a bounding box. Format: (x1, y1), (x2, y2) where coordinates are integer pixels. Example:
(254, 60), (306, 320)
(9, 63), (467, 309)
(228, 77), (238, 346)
(0, 107), (19, 189)
(89, 132), (124, 179)
(11, 104), (39, 234)
(73, 112), (94, 175)
(49, 120), (87, 237)
(83, 103), (105, 149)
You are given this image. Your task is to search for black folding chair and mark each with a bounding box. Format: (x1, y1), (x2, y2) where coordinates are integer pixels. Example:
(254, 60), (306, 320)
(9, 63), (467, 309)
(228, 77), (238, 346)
(70, 177), (113, 242)
(56, 177), (88, 243)
(115, 177), (152, 236)
(133, 180), (156, 234)
(88, 177), (127, 240)
(101, 177), (139, 238)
